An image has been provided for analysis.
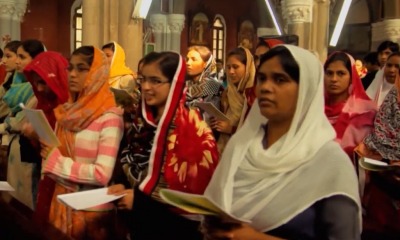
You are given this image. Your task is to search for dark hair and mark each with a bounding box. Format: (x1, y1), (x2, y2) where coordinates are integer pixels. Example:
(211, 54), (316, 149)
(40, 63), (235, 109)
(377, 40), (399, 53)
(141, 51), (179, 83)
(187, 45), (212, 62)
(256, 37), (269, 49)
(216, 59), (223, 64)
(102, 42), (115, 51)
(387, 51), (400, 62)
(363, 52), (379, 65)
(72, 46), (95, 66)
(227, 47), (247, 65)
(0, 48), (2, 58)
(258, 45), (299, 83)
(324, 52), (352, 74)
(20, 39), (45, 58)
(4, 40), (22, 53)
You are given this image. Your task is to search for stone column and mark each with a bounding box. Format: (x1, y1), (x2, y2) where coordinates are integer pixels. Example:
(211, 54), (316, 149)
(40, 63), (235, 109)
(10, 0), (27, 41)
(311, 0), (330, 62)
(371, 19), (400, 50)
(118, 0), (142, 71)
(167, 14), (185, 52)
(282, 0), (313, 49)
(0, 0), (15, 47)
(82, 0), (101, 47)
(150, 14), (167, 52)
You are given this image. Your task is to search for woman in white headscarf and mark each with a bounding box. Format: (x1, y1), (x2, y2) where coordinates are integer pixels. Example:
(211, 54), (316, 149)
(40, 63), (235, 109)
(202, 45), (361, 239)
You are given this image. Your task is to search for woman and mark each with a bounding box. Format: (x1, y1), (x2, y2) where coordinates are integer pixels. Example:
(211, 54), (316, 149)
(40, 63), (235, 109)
(22, 51), (69, 228)
(186, 45), (223, 112)
(102, 42), (136, 92)
(108, 51), (219, 240)
(212, 47), (255, 153)
(203, 45), (361, 239)
(39, 46), (124, 239)
(0, 39), (44, 210)
(324, 51), (377, 161)
(355, 52), (400, 240)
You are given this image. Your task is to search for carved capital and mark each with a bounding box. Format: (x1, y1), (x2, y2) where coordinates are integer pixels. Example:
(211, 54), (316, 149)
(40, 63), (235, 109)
(282, 0), (313, 23)
(0, 3), (15, 17)
(150, 14), (167, 33)
(167, 14), (185, 33)
(372, 19), (400, 42)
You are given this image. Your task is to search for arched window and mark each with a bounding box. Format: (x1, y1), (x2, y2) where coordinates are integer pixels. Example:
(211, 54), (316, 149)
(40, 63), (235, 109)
(73, 5), (83, 49)
(212, 16), (226, 63)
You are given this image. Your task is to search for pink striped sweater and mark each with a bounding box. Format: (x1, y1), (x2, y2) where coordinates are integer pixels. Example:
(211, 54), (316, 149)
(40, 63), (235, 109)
(42, 111), (123, 191)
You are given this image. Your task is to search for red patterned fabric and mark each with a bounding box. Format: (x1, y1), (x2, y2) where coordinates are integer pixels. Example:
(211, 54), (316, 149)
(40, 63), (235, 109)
(324, 52), (377, 160)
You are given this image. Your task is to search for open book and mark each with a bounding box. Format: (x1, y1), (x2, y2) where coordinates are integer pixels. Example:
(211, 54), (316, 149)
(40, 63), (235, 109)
(0, 181), (15, 191)
(57, 187), (126, 210)
(110, 87), (135, 107)
(359, 157), (400, 171)
(194, 102), (230, 122)
(159, 189), (250, 223)
(20, 103), (60, 147)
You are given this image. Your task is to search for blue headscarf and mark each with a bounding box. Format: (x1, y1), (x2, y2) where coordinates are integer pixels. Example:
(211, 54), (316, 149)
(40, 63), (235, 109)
(3, 71), (34, 114)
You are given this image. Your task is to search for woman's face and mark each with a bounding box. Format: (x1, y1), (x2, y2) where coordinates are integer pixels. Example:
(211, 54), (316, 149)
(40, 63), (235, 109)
(324, 60), (351, 97)
(226, 55), (246, 86)
(384, 55), (400, 84)
(186, 50), (206, 77)
(16, 46), (33, 72)
(140, 62), (171, 108)
(256, 56), (298, 122)
(2, 48), (18, 72)
(67, 54), (90, 93)
(30, 72), (57, 101)
(103, 48), (114, 65)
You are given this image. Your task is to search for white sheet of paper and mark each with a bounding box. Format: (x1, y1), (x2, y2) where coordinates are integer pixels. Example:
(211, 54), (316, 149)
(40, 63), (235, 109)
(194, 102), (230, 121)
(57, 187), (126, 210)
(364, 158), (389, 166)
(0, 181), (15, 191)
(20, 103), (60, 147)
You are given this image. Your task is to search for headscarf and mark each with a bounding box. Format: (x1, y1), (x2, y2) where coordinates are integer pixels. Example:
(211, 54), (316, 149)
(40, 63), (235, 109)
(134, 53), (219, 195)
(362, 70), (400, 160)
(324, 52), (377, 159)
(24, 51), (69, 128)
(109, 42), (134, 80)
(205, 45), (361, 232)
(2, 72), (34, 114)
(54, 47), (118, 158)
(366, 68), (393, 106)
(263, 38), (284, 48)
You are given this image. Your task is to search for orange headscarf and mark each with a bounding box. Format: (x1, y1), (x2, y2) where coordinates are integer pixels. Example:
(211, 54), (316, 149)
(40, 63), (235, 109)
(54, 47), (117, 157)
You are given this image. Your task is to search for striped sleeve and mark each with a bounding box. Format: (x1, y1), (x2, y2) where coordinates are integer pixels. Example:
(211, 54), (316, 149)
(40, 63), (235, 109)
(42, 113), (123, 186)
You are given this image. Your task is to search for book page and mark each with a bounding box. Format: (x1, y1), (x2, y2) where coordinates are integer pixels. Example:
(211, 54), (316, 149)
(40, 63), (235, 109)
(110, 87), (134, 107)
(359, 157), (396, 171)
(0, 181), (15, 191)
(160, 189), (250, 223)
(194, 102), (230, 122)
(20, 103), (60, 147)
(57, 187), (126, 210)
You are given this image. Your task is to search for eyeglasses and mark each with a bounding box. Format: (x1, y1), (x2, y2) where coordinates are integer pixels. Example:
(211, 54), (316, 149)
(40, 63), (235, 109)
(136, 76), (170, 87)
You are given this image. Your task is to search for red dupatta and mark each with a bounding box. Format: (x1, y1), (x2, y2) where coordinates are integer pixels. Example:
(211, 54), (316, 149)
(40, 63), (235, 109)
(139, 53), (219, 195)
(324, 52), (377, 158)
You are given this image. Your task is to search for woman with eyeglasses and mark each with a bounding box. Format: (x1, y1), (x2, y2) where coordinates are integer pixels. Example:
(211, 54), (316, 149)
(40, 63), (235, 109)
(37, 46), (124, 239)
(108, 51), (219, 240)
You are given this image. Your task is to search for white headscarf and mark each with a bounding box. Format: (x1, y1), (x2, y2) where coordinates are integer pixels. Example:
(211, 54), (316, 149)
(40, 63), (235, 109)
(366, 68), (393, 106)
(204, 45), (361, 232)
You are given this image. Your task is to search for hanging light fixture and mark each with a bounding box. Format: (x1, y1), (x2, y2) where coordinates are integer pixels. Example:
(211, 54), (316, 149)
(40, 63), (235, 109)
(329, 0), (352, 46)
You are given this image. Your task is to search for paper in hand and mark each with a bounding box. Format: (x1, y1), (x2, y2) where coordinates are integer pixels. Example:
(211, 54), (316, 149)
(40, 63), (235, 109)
(0, 181), (15, 191)
(194, 102), (230, 122)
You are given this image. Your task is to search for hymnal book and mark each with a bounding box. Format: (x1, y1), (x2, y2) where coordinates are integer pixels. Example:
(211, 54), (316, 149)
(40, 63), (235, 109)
(110, 87), (135, 107)
(194, 102), (230, 122)
(57, 187), (126, 210)
(20, 103), (60, 147)
(159, 189), (250, 223)
(0, 181), (14, 191)
(359, 157), (400, 171)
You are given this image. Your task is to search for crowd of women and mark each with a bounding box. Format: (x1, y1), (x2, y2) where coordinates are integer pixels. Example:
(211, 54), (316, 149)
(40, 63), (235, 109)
(0, 37), (399, 240)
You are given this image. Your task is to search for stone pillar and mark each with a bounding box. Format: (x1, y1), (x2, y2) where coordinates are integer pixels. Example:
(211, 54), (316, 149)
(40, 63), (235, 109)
(118, 0), (142, 70)
(10, 0), (27, 41)
(82, 0), (101, 47)
(371, 19), (400, 50)
(150, 14), (167, 52)
(109, 0), (119, 41)
(167, 14), (185, 52)
(257, 27), (279, 37)
(282, 0), (313, 49)
(0, 0), (15, 47)
(311, 0), (330, 62)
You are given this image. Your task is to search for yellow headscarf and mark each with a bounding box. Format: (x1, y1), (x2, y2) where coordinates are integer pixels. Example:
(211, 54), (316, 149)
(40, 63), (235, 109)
(109, 42), (134, 79)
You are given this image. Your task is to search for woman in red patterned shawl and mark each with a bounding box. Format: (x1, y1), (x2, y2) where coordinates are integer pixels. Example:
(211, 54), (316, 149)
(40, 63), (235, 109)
(324, 51), (377, 162)
(108, 51), (219, 240)
(22, 51), (69, 228)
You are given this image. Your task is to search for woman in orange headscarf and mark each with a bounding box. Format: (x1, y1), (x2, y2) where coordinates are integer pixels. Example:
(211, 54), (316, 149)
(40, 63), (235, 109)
(39, 46), (124, 239)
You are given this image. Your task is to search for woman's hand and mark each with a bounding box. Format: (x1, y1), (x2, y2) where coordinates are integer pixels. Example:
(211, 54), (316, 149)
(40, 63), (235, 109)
(211, 118), (232, 134)
(108, 184), (134, 210)
(21, 122), (39, 140)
